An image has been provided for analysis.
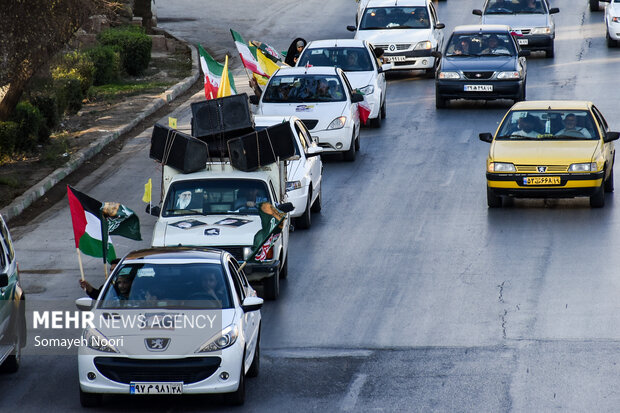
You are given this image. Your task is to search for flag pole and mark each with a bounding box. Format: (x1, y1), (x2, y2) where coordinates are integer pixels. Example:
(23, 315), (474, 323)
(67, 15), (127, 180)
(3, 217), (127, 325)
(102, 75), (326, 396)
(104, 262), (109, 280)
(77, 248), (85, 281)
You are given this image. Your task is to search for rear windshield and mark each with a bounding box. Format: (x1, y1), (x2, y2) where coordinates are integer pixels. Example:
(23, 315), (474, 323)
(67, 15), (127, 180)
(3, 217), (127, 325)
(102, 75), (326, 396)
(298, 47), (374, 72)
(263, 74), (346, 103)
(496, 110), (599, 141)
(360, 7), (430, 29)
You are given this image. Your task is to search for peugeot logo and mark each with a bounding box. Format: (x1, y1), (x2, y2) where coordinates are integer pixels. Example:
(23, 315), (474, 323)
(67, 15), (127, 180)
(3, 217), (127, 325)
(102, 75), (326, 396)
(389, 44), (396, 52)
(145, 338), (170, 351)
(537, 166), (547, 173)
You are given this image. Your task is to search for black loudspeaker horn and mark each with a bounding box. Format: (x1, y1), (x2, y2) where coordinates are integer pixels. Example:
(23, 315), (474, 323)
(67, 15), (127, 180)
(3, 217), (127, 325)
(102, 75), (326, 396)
(150, 124), (208, 174)
(227, 122), (296, 172)
(191, 94), (254, 139)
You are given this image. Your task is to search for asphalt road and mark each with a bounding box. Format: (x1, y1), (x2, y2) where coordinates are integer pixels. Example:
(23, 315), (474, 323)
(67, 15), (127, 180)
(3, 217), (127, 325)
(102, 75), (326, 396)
(3, 0), (620, 411)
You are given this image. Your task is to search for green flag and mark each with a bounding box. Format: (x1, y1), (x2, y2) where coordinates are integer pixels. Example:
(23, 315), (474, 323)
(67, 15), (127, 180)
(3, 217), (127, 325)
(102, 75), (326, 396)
(101, 202), (142, 241)
(248, 202), (286, 263)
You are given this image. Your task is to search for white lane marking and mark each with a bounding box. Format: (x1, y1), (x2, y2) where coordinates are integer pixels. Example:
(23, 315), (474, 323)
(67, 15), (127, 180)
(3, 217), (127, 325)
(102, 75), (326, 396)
(341, 373), (368, 412)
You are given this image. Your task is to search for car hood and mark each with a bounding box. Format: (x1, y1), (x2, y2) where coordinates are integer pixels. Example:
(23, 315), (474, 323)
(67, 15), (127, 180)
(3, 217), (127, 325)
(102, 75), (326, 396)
(154, 215), (262, 247)
(481, 14), (549, 29)
(491, 140), (600, 164)
(442, 56), (515, 72)
(355, 28), (433, 45)
(259, 102), (348, 131)
(342, 71), (375, 89)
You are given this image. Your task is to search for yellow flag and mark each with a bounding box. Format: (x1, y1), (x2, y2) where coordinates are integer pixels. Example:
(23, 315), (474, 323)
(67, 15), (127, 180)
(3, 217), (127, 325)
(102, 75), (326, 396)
(255, 48), (281, 86)
(142, 178), (152, 203)
(217, 55), (232, 98)
(168, 117), (177, 129)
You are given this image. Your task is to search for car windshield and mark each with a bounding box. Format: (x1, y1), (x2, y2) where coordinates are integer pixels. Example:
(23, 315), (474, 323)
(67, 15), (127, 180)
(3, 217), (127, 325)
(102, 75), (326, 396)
(445, 33), (516, 57)
(359, 7), (430, 30)
(484, 0), (546, 14)
(298, 47), (374, 72)
(98, 262), (233, 309)
(496, 110), (599, 141)
(263, 74), (346, 103)
(162, 179), (270, 216)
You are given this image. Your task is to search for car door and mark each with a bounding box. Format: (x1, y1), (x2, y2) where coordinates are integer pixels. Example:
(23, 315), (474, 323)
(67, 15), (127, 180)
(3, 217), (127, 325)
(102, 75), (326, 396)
(340, 71), (361, 130)
(591, 106), (614, 172)
(429, 2), (444, 52)
(294, 120), (320, 203)
(368, 43), (386, 106)
(0, 218), (15, 342)
(228, 259), (259, 364)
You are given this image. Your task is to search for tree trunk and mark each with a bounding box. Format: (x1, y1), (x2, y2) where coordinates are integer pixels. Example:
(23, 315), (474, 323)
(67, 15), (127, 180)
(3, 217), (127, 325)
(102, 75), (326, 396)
(0, 75), (30, 122)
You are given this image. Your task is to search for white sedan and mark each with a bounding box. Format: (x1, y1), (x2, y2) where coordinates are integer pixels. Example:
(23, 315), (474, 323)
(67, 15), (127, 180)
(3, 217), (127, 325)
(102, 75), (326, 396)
(296, 39), (391, 128)
(76, 247), (262, 407)
(253, 66), (363, 161)
(606, 0), (620, 47)
(254, 115), (324, 229)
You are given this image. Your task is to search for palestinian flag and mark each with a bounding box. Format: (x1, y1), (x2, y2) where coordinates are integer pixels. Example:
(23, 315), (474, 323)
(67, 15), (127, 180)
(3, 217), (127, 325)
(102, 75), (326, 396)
(101, 202), (142, 241)
(67, 186), (116, 263)
(248, 202), (287, 263)
(198, 44), (237, 99)
(230, 29), (268, 77)
(356, 88), (372, 125)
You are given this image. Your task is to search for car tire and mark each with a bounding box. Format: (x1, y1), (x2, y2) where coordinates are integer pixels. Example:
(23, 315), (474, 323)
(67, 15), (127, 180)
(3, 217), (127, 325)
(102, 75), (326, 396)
(263, 270), (279, 300)
(247, 333), (260, 378)
(311, 184), (322, 213)
(590, 0), (599, 12)
(0, 303), (25, 374)
(487, 187), (503, 208)
(607, 30), (617, 48)
(370, 113), (382, 128)
(545, 42), (555, 58)
(436, 93), (448, 109)
(79, 387), (103, 407)
(343, 135), (357, 162)
(279, 252), (288, 279)
(605, 167), (614, 193)
(295, 187), (312, 229)
(514, 80), (526, 103)
(226, 360), (246, 406)
(380, 101), (386, 119)
(590, 183), (606, 208)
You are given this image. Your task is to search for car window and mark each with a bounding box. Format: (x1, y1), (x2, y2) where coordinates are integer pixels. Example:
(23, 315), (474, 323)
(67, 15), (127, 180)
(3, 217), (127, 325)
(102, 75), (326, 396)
(294, 120), (312, 152)
(228, 261), (246, 303)
(0, 238), (6, 269)
(297, 47), (374, 72)
(0, 218), (15, 262)
(446, 33), (516, 56)
(484, 0), (546, 14)
(263, 74), (346, 103)
(429, 2), (438, 25)
(496, 110), (598, 140)
(98, 262), (233, 309)
(591, 106), (609, 134)
(340, 72), (355, 97)
(360, 6), (430, 30)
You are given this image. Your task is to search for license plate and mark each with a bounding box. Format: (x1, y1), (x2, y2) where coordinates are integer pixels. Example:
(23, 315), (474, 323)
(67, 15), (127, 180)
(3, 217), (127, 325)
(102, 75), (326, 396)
(524, 176), (561, 185)
(386, 55), (406, 62)
(130, 382), (183, 395)
(464, 85), (493, 92)
(518, 38), (529, 45)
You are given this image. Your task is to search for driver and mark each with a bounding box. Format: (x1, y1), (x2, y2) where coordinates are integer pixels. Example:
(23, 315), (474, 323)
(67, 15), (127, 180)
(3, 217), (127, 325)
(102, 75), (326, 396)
(233, 187), (268, 210)
(556, 113), (592, 138)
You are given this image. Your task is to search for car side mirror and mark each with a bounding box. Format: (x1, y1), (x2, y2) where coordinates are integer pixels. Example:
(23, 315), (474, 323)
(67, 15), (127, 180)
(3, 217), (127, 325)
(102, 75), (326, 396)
(472, 9), (483, 16)
(431, 51), (442, 59)
(306, 146), (323, 157)
(76, 297), (95, 311)
(479, 133), (493, 143)
(146, 204), (160, 217)
(604, 131), (620, 142)
(435, 22), (445, 30)
(379, 63), (393, 72)
(241, 296), (263, 312)
(249, 95), (259, 105)
(278, 202), (295, 213)
(347, 25), (357, 32)
(0, 273), (8, 288)
(518, 50), (531, 57)
(351, 93), (364, 103)
(549, 7), (559, 14)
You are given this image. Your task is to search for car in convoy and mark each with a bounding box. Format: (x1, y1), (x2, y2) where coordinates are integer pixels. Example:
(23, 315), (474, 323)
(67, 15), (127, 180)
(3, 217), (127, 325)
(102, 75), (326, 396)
(297, 39), (391, 128)
(0, 213), (25, 373)
(605, 0), (620, 46)
(473, 0), (559, 58)
(480, 100), (619, 207)
(347, 0), (445, 77)
(434, 24), (529, 108)
(251, 66), (363, 161)
(254, 115), (324, 229)
(76, 247), (263, 407)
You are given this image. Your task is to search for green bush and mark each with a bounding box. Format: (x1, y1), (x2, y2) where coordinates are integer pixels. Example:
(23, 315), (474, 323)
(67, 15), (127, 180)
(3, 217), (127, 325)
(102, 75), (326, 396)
(51, 51), (95, 95)
(30, 93), (60, 131)
(12, 102), (44, 151)
(98, 26), (152, 76)
(86, 45), (120, 85)
(54, 74), (83, 114)
(0, 121), (19, 156)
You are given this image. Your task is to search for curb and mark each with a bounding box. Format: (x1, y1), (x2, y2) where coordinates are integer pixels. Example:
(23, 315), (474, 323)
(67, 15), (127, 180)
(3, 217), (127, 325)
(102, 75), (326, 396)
(1, 32), (200, 222)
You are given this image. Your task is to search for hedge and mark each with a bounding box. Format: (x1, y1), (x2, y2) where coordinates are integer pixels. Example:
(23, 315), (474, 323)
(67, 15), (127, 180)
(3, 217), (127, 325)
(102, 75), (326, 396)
(98, 26), (152, 76)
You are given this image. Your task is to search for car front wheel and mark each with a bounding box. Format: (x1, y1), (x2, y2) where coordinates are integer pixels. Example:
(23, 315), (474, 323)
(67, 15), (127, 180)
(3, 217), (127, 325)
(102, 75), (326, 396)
(607, 30), (617, 48)
(226, 360), (246, 405)
(436, 93), (448, 109)
(605, 166), (614, 193)
(263, 270), (280, 300)
(590, 0), (600, 12)
(79, 387), (103, 407)
(590, 183), (606, 208)
(487, 187), (502, 208)
(545, 42), (555, 58)
(343, 135), (357, 162)
(295, 187), (312, 229)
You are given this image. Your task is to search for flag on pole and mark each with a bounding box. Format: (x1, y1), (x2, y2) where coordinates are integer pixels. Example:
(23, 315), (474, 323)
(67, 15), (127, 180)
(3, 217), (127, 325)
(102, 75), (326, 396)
(67, 185), (116, 263)
(355, 89), (372, 125)
(217, 55), (233, 98)
(247, 202), (287, 263)
(254, 46), (282, 86)
(230, 29), (269, 77)
(250, 40), (285, 63)
(142, 178), (152, 203)
(198, 44), (237, 99)
(101, 202), (142, 241)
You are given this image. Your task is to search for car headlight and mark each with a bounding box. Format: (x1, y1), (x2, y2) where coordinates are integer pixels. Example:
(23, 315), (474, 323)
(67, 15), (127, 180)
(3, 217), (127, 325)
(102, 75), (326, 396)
(568, 162), (598, 172)
(613, 17), (620, 23)
(497, 71), (521, 79)
(83, 328), (119, 353)
(243, 246), (253, 260)
(488, 162), (516, 172)
(327, 116), (346, 130)
(357, 85), (374, 95)
(530, 27), (551, 35)
(414, 40), (432, 50)
(438, 71), (460, 79)
(196, 325), (239, 353)
(286, 181), (302, 192)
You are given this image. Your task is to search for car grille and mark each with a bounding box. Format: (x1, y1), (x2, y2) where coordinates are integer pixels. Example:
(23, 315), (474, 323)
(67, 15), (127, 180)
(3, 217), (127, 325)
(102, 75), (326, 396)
(374, 43), (411, 51)
(463, 71), (495, 80)
(94, 357), (222, 384)
(300, 119), (319, 130)
(515, 165), (569, 173)
(217, 246), (244, 261)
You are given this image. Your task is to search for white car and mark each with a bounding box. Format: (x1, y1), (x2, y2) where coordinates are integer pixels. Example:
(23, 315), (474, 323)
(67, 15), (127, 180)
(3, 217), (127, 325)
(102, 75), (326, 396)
(296, 39), (391, 128)
(254, 116), (324, 229)
(253, 66), (363, 161)
(348, 0), (445, 77)
(606, 0), (620, 47)
(76, 247), (262, 407)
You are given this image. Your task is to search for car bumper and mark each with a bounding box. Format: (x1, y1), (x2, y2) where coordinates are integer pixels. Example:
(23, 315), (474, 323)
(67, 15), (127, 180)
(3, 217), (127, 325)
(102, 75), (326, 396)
(243, 259), (280, 282)
(436, 79), (524, 100)
(486, 171), (603, 198)
(608, 21), (620, 40)
(516, 34), (554, 51)
(384, 50), (436, 70)
(310, 126), (355, 153)
(286, 187), (309, 218)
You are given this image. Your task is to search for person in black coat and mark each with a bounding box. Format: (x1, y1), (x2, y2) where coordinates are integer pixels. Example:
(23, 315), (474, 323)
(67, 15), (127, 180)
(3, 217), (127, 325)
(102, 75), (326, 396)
(285, 38), (307, 66)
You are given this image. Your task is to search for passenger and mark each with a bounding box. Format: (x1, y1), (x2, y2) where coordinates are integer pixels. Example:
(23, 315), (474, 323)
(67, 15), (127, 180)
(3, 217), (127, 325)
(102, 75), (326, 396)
(515, 115), (540, 138)
(556, 113), (592, 138)
(285, 38), (307, 66)
(316, 79), (332, 100)
(79, 258), (121, 299)
(453, 38), (471, 55)
(521, 0), (540, 12)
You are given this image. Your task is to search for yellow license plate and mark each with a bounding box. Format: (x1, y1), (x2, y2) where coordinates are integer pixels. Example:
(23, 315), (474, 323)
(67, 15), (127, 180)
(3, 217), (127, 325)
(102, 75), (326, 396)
(524, 176), (561, 185)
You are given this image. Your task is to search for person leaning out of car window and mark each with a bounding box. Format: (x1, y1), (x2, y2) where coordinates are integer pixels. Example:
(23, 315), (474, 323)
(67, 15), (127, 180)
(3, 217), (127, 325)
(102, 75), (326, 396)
(79, 258), (121, 299)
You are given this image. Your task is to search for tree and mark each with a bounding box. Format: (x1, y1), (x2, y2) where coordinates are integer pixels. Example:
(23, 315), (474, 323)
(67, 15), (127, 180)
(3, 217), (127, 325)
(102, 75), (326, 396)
(0, 0), (113, 121)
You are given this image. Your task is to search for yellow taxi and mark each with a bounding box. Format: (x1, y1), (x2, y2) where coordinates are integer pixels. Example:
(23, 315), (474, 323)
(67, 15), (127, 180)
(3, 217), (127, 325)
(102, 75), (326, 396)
(480, 100), (619, 208)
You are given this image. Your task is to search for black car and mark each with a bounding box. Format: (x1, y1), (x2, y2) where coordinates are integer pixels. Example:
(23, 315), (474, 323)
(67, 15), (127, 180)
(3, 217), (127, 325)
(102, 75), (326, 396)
(434, 24), (529, 108)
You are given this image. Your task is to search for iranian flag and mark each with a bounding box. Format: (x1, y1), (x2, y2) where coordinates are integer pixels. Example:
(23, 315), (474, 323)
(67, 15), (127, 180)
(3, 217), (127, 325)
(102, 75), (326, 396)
(230, 29), (268, 77)
(67, 185), (116, 263)
(198, 44), (237, 100)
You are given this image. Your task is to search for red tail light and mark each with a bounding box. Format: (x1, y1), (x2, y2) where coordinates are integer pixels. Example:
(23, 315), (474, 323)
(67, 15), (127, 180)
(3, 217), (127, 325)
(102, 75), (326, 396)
(266, 247), (274, 260)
